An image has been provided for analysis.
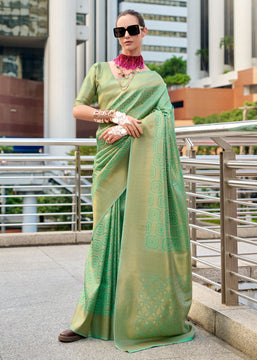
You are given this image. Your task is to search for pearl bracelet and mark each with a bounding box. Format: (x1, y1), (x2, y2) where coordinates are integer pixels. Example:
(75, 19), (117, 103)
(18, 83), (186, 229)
(108, 125), (128, 137)
(110, 111), (131, 126)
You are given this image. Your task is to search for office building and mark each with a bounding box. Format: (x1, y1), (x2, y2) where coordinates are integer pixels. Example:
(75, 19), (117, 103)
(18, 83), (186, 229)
(119, 0), (187, 63)
(187, 0), (257, 88)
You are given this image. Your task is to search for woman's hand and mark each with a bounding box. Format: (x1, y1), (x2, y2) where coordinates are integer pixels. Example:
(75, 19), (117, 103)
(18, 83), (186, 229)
(99, 126), (126, 144)
(122, 115), (143, 138)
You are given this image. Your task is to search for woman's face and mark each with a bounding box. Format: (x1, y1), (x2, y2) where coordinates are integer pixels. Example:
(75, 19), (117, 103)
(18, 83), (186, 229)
(116, 14), (147, 55)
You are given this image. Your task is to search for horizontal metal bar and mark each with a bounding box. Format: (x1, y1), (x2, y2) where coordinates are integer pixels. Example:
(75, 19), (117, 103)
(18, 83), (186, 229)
(0, 138), (97, 146)
(180, 158), (220, 168)
(198, 239), (221, 243)
(230, 289), (257, 305)
(184, 174), (220, 184)
(0, 212), (75, 217)
(1, 166), (75, 172)
(175, 120), (257, 138)
(192, 272), (221, 288)
(230, 253), (257, 266)
(229, 234), (257, 247)
(0, 156), (75, 161)
(1, 203), (76, 208)
(0, 193), (73, 198)
(0, 175), (76, 180)
(191, 240), (221, 253)
(227, 160), (257, 169)
(191, 256), (221, 270)
(228, 179), (257, 189)
(0, 221), (76, 227)
(188, 207), (220, 218)
(197, 254), (220, 258)
(190, 223), (221, 235)
(1, 184), (76, 190)
(227, 217), (257, 226)
(80, 156), (95, 161)
(237, 210), (257, 215)
(230, 199), (257, 207)
(230, 271), (257, 285)
(186, 191), (220, 202)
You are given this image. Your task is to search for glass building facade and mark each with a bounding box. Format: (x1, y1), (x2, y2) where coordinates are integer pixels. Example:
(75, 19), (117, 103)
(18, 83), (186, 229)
(0, 0), (48, 80)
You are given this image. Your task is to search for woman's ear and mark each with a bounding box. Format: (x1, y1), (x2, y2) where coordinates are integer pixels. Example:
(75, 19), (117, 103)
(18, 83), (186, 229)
(142, 27), (148, 38)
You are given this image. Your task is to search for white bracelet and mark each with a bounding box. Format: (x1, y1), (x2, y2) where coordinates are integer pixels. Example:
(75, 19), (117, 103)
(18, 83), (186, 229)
(110, 111), (131, 126)
(108, 125), (128, 137)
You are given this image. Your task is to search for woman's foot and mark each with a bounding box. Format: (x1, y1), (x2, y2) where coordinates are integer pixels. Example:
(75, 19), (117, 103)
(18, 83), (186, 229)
(58, 329), (84, 342)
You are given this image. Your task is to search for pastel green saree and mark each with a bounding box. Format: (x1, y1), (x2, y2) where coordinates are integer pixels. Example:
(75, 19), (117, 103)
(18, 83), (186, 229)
(70, 63), (195, 352)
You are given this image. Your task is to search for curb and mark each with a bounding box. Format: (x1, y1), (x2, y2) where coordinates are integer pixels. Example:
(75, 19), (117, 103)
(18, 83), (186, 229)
(0, 230), (92, 247)
(189, 282), (257, 360)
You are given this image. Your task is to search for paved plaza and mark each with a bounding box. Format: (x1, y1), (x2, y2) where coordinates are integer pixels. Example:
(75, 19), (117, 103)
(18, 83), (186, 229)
(0, 244), (252, 360)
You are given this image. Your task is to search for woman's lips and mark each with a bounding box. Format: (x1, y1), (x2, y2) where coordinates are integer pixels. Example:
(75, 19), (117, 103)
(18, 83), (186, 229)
(124, 41), (132, 45)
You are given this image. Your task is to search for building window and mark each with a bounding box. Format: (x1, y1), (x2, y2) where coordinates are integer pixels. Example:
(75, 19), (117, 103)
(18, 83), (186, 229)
(200, 0), (209, 72)
(142, 45), (186, 53)
(172, 100), (184, 108)
(123, 0), (186, 6)
(0, 47), (44, 81)
(0, 0), (48, 38)
(76, 14), (86, 26)
(243, 85), (257, 96)
(147, 29), (186, 37)
(143, 14), (186, 22)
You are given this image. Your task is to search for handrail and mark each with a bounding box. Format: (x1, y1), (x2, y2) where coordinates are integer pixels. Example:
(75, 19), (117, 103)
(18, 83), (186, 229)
(0, 138), (97, 146)
(175, 119), (257, 138)
(0, 120), (257, 146)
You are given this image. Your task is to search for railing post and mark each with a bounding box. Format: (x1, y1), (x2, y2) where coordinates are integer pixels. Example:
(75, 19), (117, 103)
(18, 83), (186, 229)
(185, 138), (197, 267)
(220, 149), (238, 305)
(74, 146), (81, 233)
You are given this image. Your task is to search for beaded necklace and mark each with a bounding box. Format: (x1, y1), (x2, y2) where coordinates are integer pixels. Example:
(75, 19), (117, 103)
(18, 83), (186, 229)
(114, 54), (144, 91)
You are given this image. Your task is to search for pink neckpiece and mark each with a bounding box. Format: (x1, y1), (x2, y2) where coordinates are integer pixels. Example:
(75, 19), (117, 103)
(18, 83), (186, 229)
(114, 54), (144, 70)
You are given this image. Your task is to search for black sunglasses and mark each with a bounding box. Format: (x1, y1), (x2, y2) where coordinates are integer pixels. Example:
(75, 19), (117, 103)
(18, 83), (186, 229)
(113, 24), (144, 38)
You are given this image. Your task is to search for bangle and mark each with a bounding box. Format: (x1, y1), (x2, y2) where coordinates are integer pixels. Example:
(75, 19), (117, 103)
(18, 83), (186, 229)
(93, 109), (115, 123)
(110, 111), (131, 126)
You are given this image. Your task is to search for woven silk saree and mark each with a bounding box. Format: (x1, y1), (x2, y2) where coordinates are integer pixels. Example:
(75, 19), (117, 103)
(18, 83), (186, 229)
(70, 63), (195, 352)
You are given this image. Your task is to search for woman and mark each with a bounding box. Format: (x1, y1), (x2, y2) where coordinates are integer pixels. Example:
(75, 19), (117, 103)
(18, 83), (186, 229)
(59, 9), (194, 352)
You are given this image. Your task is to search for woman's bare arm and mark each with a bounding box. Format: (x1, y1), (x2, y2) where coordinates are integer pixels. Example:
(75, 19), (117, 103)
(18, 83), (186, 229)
(73, 105), (96, 122)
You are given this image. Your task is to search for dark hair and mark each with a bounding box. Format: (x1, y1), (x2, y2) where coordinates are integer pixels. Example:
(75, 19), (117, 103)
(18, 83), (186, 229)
(116, 9), (145, 27)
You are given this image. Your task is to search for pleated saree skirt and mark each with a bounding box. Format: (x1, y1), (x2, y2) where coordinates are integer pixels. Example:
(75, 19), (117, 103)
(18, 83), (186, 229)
(70, 190), (126, 340)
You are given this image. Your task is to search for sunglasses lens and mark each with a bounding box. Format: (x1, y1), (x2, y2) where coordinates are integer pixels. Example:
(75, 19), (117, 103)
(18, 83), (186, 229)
(127, 25), (140, 36)
(113, 27), (125, 38)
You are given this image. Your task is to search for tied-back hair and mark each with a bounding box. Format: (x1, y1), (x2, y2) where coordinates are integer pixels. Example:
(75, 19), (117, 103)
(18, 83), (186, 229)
(116, 9), (145, 28)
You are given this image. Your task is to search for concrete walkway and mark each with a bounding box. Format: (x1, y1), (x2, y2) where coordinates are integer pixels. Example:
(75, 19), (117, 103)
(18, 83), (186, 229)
(0, 244), (251, 360)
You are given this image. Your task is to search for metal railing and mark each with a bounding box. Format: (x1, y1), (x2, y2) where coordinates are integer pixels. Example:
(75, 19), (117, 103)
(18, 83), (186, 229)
(176, 120), (257, 307)
(0, 139), (96, 233)
(1, 120), (257, 307)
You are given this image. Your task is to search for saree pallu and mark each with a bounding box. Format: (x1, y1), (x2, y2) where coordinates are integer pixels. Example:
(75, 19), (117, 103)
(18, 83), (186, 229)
(70, 63), (195, 352)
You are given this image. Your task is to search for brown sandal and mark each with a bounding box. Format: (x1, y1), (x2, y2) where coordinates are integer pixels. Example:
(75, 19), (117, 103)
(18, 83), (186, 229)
(58, 329), (84, 342)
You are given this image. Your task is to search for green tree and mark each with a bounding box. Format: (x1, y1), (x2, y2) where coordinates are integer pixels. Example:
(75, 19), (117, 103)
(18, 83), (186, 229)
(159, 56), (187, 77)
(195, 48), (209, 72)
(164, 73), (191, 88)
(147, 56), (190, 87)
(0, 137), (13, 153)
(219, 36), (234, 67)
(193, 101), (257, 154)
